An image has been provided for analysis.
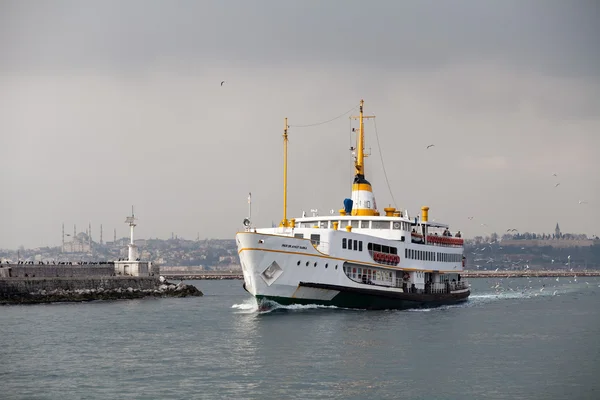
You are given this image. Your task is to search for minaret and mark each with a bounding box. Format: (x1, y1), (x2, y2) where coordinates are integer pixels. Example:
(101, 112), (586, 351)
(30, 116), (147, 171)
(555, 223), (561, 239)
(125, 206), (138, 262)
(100, 224), (103, 245)
(114, 228), (116, 243)
(62, 223), (65, 253)
(349, 100), (378, 216)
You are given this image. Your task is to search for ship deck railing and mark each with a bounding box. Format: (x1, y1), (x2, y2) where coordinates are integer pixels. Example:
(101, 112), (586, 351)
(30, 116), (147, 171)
(348, 277), (469, 294)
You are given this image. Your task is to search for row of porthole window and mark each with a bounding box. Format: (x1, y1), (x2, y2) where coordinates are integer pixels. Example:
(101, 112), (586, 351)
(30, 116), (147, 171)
(296, 260), (338, 269)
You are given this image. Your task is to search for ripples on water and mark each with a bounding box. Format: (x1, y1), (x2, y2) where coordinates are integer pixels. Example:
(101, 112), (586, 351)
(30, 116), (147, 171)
(1, 277), (599, 400)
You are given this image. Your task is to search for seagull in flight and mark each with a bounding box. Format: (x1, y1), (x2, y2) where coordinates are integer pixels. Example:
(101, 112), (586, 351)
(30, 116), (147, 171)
(426, 144), (435, 149)
(467, 216), (474, 220)
(221, 81), (225, 86)
(579, 200), (588, 204)
(554, 183), (560, 187)
(552, 173), (558, 177)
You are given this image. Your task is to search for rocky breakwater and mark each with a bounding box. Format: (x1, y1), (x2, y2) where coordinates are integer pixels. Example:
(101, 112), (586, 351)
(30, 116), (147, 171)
(0, 277), (203, 305)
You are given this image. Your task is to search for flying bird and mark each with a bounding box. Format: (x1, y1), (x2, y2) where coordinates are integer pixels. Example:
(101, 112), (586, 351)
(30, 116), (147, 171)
(554, 183), (560, 187)
(221, 81), (225, 86)
(579, 200), (588, 204)
(426, 144), (435, 149)
(467, 216), (474, 220)
(552, 173), (558, 177)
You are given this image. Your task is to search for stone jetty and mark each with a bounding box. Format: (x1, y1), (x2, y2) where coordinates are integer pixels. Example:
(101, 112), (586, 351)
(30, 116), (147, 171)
(0, 264), (202, 305)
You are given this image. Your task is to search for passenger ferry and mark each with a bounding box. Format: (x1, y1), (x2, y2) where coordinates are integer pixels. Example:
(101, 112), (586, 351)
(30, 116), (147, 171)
(236, 100), (469, 310)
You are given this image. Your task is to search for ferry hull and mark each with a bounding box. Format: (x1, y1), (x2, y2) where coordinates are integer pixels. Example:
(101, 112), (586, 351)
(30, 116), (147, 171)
(249, 282), (470, 311)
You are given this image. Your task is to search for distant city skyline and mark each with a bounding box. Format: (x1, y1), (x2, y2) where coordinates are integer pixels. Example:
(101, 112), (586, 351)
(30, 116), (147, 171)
(1, 1), (598, 248)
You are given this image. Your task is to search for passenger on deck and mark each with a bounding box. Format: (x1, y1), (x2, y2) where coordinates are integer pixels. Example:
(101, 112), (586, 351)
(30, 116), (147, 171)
(455, 231), (462, 238)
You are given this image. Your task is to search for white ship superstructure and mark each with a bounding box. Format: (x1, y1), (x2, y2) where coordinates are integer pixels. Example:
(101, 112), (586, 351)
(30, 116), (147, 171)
(236, 100), (469, 310)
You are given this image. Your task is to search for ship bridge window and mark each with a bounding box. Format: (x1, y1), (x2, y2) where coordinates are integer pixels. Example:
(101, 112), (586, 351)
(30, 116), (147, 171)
(351, 220), (360, 228)
(371, 221), (389, 230)
(294, 234), (303, 239)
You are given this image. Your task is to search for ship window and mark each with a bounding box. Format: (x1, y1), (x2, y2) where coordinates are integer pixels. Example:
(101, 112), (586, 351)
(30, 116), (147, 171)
(353, 240), (358, 250)
(306, 261), (309, 266)
(351, 220), (359, 228)
(297, 260), (301, 266)
(391, 247), (397, 255)
(372, 221), (389, 229)
(368, 243), (373, 251)
(366, 200), (371, 208)
(342, 238), (347, 249)
(382, 245), (390, 254)
(359, 241), (363, 251)
(325, 263), (328, 268)
(405, 249), (408, 258)
(310, 234), (320, 245)
(314, 262), (317, 267)
(373, 243), (381, 252)
(335, 265), (338, 269)
(294, 234), (303, 239)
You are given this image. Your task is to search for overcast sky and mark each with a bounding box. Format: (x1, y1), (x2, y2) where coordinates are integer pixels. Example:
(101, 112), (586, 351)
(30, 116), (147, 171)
(1, 0), (599, 249)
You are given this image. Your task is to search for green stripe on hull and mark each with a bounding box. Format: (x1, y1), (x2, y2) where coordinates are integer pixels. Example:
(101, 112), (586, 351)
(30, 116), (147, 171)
(256, 291), (468, 311)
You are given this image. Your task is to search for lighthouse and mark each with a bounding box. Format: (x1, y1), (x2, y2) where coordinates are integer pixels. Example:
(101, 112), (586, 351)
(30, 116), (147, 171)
(113, 207), (152, 277)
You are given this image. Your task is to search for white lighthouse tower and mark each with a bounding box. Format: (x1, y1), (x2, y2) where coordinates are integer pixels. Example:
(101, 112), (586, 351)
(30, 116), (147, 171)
(113, 206), (151, 277)
(126, 207), (138, 262)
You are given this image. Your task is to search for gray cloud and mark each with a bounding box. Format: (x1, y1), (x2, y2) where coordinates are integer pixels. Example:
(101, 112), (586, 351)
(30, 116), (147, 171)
(1, 0), (598, 77)
(0, 1), (599, 248)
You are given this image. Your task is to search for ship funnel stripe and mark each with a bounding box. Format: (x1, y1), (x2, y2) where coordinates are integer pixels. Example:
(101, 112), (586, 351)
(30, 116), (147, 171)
(352, 183), (373, 192)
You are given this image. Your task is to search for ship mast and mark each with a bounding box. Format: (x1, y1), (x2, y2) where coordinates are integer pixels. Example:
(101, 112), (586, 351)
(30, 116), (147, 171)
(351, 99), (375, 178)
(279, 117), (289, 227)
(349, 100), (378, 216)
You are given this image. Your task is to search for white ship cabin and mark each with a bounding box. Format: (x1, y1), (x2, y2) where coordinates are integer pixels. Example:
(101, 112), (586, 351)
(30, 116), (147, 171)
(252, 206), (466, 293)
